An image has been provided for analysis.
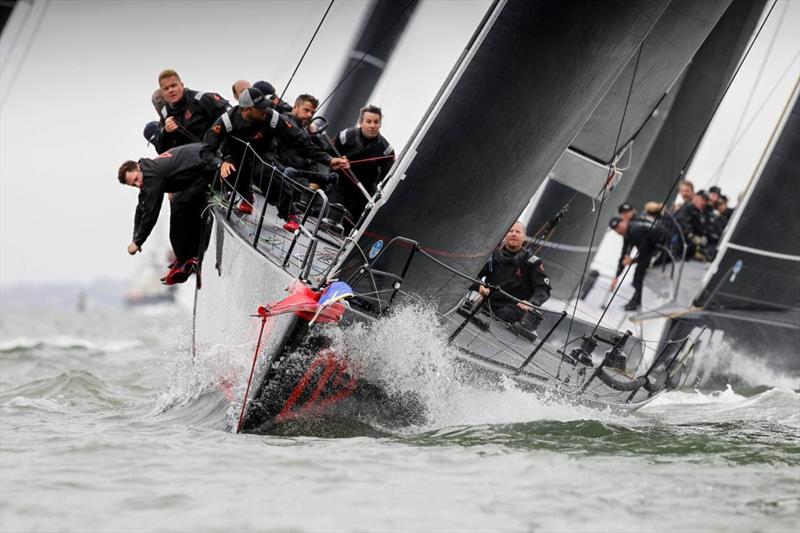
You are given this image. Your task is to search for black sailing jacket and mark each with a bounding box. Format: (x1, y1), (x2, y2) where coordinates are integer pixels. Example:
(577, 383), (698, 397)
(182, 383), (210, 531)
(156, 89), (230, 153)
(332, 127), (395, 194)
(474, 246), (552, 309)
(132, 143), (208, 247)
(200, 107), (332, 170)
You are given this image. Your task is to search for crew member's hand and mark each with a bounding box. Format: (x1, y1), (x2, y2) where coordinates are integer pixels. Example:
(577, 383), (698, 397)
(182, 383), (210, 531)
(220, 162), (236, 179)
(127, 243), (140, 255)
(622, 255), (633, 266)
(610, 276), (618, 291)
(164, 117), (178, 133)
(517, 301), (534, 312)
(478, 285), (490, 298)
(330, 157), (349, 170)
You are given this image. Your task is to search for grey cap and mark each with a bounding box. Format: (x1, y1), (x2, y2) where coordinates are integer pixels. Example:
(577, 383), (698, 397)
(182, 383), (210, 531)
(238, 87), (268, 109)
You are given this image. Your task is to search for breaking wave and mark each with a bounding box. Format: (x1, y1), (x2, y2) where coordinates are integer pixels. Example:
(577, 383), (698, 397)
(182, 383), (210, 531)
(330, 304), (625, 432)
(689, 338), (800, 391)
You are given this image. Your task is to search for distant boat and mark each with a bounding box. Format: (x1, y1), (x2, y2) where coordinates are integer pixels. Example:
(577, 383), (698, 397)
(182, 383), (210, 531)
(123, 252), (176, 307)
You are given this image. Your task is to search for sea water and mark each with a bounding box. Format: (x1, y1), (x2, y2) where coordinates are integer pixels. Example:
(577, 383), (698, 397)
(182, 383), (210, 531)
(1, 305), (798, 532)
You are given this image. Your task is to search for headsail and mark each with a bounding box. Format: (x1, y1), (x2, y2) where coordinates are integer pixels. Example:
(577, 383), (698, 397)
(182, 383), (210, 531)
(334, 0), (673, 312)
(695, 81), (800, 323)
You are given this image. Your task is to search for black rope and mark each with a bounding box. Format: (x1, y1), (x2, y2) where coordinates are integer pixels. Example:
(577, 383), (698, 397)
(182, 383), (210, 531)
(318, 0), (417, 109)
(279, 0), (335, 101)
(590, 0), (780, 336)
(560, 44), (644, 360)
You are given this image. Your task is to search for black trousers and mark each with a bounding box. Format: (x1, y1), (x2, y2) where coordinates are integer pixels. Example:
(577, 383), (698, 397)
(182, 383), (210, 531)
(169, 179), (208, 262)
(631, 246), (656, 297)
(489, 300), (524, 324)
(229, 155), (297, 220)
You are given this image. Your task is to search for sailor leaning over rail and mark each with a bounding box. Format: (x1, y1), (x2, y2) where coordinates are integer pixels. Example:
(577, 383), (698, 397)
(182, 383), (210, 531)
(200, 87), (349, 216)
(118, 143), (212, 285)
(608, 216), (670, 311)
(471, 221), (552, 326)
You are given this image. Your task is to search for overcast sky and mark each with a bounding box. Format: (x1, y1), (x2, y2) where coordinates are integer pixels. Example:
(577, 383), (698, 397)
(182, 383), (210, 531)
(0, 0), (797, 287)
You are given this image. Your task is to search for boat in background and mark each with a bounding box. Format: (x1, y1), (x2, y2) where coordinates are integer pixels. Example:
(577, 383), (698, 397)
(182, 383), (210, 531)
(123, 250), (177, 307)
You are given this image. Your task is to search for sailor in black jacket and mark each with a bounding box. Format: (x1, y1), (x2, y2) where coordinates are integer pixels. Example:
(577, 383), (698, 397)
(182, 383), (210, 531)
(154, 69), (230, 153)
(118, 143), (211, 281)
(611, 202), (639, 291)
(673, 190), (721, 259)
(474, 222), (552, 324)
(201, 88), (348, 216)
(609, 216), (670, 310)
(329, 105), (395, 228)
(277, 94), (337, 191)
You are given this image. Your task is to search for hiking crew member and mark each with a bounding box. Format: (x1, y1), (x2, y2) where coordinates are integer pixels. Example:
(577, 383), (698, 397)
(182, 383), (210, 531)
(608, 217), (670, 311)
(279, 95), (338, 184)
(118, 143), (211, 285)
(329, 105), (395, 230)
(200, 87), (348, 216)
(716, 195), (733, 228)
(252, 80), (293, 114)
(474, 222), (552, 324)
(674, 189), (722, 260)
(154, 69), (230, 154)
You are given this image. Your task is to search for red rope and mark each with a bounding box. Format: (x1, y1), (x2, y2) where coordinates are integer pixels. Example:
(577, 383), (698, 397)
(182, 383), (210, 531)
(236, 315), (271, 433)
(346, 154), (395, 166)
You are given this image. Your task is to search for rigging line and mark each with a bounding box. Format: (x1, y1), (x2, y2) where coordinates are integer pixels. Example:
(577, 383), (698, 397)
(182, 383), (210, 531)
(710, 0), (784, 187)
(709, 51), (799, 188)
(561, 44), (644, 355)
(318, 0), (417, 109)
(589, 0), (780, 335)
(0, 0), (49, 112)
(279, 0), (335, 101)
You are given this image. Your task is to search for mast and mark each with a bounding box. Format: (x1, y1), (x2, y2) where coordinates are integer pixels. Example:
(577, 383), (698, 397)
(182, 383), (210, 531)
(320, 0), (419, 133)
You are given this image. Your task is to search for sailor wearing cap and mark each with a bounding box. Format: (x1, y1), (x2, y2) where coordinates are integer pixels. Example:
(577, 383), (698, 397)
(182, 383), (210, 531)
(200, 88), (349, 216)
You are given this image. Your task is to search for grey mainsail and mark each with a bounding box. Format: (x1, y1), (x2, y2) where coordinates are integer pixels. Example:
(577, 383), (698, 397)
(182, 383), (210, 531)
(336, 0), (672, 313)
(624, 0), (767, 212)
(521, 0), (765, 300)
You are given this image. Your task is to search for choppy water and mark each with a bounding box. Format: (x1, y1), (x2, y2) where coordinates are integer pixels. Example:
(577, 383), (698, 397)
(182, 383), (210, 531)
(1, 305), (798, 532)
